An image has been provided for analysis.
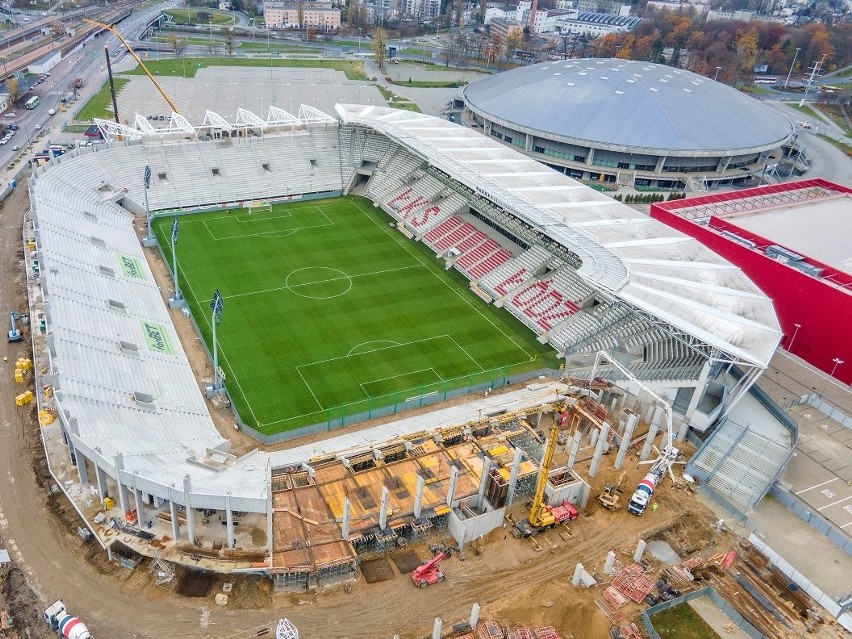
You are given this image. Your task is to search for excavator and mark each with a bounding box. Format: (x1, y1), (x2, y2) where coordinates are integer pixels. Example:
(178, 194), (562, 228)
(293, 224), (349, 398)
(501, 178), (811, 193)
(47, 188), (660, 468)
(514, 412), (579, 538)
(597, 471), (626, 511)
(411, 545), (458, 588)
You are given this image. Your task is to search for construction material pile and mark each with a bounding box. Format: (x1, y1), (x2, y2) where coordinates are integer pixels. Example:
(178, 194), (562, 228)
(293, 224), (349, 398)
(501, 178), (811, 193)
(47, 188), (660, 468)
(457, 621), (562, 639)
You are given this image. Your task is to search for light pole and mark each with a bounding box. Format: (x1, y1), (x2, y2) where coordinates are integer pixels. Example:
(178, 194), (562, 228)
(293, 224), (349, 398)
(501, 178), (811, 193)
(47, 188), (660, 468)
(169, 216), (184, 307)
(208, 289), (225, 396)
(820, 358), (844, 398)
(143, 165), (155, 246)
(714, 66), (722, 81)
(358, 27), (362, 52)
(784, 47), (800, 89)
(788, 323), (801, 352)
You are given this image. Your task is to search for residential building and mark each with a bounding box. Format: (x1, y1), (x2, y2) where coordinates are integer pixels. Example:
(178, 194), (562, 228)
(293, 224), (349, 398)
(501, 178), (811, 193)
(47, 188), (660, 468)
(263, 1), (341, 29)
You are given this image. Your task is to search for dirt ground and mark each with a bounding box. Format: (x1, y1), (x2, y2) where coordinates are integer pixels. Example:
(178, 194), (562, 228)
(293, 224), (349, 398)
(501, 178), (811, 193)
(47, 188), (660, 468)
(2, 185), (848, 639)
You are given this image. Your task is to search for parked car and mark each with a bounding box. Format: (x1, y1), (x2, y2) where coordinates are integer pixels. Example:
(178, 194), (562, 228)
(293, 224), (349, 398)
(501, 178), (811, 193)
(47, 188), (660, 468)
(0, 138), (8, 145)
(4, 112), (16, 118)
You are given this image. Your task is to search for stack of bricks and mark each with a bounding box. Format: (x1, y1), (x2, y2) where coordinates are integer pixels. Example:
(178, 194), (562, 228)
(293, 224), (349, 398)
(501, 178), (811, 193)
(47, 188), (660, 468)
(597, 585), (629, 623)
(611, 563), (655, 603)
(477, 621), (505, 639)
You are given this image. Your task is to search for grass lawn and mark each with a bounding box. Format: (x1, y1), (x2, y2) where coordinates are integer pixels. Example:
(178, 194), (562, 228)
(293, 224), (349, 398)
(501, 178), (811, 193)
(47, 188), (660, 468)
(165, 9), (234, 24)
(376, 85), (422, 112)
(388, 77), (468, 88)
(238, 41), (315, 53)
(817, 133), (852, 155)
(150, 35), (224, 46)
(739, 83), (773, 94)
(75, 77), (129, 121)
(119, 57), (366, 80)
(651, 604), (720, 639)
(785, 101), (822, 121)
(153, 196), (557, 434)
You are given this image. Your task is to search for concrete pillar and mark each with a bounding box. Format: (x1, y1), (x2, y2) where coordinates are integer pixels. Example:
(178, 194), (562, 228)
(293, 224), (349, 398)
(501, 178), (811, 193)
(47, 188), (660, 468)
(477, 458), (492, 500)
(75, 450), (89, 485)
(95, 464), (108, 500)
(645, 404), (655, 423)
(432, 617), (442, 639)
(588, 422), (610, 478)
(470, 603), (480, 629)
(507, 447), (523, 505)
(414, 475), (425, 519)
(225, 493), (235, 548)
(183, 474), (196, 545)
(447, 465), (459, 507)
(641, 407), (662, 461)
(610, 397), (618, 413)
(114, 453), (129, 515)
(133, 482), (145, 526)
(106, 544), (113, 562)
(169, 498), (180, 540)
(686, 360), (712, 423)
(634, 539), (647, 563)
(379, 486), (389, 530)
(341, 497), (351, 540)
(615, 414), (639, 470)
(604, 550), (616, 575)
(566, 431), (582, 470)
(589, 427), (600, 447)
(572, 562), (584, 586)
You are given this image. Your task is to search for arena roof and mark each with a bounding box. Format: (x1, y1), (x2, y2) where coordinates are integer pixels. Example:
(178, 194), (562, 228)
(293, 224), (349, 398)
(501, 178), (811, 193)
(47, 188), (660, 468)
(462, 59), (794, 153)
(337, 104), (783, 368)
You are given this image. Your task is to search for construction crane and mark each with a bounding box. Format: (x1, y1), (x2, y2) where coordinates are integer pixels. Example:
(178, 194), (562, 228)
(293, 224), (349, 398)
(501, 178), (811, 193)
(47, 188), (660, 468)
(587, 351), (683, 516)
(411, 545), (457, 588)
(83, 18), (181, 115)
(514, 409), (579, 537)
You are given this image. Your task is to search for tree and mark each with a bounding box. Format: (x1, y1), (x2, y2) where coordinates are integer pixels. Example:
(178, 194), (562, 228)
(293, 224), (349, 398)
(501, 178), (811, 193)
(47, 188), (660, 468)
(5, 77), (20, 104)
(296, 2), (305, 36)
(224, 28), (235, 55)
(478, 0), (486, 24)
(167, 33), (185, 55)
(373, 26), (388, 67)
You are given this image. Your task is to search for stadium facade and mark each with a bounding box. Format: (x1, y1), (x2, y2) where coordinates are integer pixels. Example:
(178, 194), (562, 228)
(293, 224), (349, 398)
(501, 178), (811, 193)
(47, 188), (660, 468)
(25, 104), (781, 583)
(462, 59), (796, 190)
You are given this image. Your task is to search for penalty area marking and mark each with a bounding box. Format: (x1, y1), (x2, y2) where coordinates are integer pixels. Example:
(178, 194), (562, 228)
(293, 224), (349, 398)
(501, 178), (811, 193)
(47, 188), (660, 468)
(358, 367), (444, 398)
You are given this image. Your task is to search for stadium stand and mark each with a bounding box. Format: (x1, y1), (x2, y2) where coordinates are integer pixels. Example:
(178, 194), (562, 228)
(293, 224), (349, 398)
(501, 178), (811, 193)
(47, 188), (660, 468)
(26, 105), (785, 557)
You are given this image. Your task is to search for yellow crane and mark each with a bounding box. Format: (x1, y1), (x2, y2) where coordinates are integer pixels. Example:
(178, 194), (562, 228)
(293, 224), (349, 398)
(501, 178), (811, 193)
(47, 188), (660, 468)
(83, 18), (181, 114)
(514, 408), (579, 537)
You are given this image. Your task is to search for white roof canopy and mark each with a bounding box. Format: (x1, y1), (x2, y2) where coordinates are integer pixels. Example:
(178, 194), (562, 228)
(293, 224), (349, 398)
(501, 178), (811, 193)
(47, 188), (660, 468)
(336, 104), (782, 367)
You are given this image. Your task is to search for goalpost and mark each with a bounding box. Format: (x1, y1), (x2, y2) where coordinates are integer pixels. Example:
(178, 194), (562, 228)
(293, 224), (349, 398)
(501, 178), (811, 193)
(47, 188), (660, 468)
(245, 200), (273, 216)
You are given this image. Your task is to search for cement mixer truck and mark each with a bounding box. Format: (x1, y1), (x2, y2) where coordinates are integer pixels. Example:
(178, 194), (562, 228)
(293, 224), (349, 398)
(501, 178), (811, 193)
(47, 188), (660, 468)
(44, 601), (93, 639)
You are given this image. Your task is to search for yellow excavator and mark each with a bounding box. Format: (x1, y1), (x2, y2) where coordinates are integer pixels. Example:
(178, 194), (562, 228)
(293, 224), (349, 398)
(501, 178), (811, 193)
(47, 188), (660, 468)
(514, 413), (579, 537)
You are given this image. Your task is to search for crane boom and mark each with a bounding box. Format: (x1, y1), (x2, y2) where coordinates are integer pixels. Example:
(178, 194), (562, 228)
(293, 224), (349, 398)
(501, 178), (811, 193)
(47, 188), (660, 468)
(84, 18), (181, 114)
(528, 419), (560, 528)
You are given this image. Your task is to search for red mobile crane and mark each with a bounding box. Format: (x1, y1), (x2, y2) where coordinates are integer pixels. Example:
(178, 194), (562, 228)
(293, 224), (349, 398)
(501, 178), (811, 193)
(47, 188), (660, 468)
(411, 545), (457, 588)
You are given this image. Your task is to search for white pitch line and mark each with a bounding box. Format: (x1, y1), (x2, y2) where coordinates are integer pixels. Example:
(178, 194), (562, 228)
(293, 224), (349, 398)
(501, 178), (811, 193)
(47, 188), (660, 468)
(299, 335), (451, 368)
(359, 368), (443, 398)
(448, 335), (485, 372)
(225, 264), (422, 300)
(295, 366), (324, 411)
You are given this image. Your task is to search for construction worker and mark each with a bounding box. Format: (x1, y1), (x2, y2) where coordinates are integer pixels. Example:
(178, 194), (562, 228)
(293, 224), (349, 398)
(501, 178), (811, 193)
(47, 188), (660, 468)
(651, 502), (659, 513)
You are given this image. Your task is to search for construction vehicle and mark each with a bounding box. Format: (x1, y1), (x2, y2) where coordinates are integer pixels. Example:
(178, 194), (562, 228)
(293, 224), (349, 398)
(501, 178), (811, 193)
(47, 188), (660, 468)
(597, 471), (625, 511)
(44, 601), (93, 639)
(514, 417), (579, 537)
(8, 311), (21, 342)
(411, 545), (457, 587)
(586, 351), (682, 517)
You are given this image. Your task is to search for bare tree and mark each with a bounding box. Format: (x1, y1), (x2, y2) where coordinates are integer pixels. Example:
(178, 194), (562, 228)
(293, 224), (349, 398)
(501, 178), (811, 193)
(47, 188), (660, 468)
(296, 2), (305, 38)
(167, 33), (186, 55)
(225, 27), (235, 55)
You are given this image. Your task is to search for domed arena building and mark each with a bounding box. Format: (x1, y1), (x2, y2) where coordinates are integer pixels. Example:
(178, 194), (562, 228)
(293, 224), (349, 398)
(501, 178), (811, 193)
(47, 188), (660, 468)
(462, 58), (795, 190)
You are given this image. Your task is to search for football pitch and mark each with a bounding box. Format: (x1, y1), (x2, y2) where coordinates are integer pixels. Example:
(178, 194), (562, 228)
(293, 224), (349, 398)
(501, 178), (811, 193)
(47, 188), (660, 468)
(153, 196), (558, 435)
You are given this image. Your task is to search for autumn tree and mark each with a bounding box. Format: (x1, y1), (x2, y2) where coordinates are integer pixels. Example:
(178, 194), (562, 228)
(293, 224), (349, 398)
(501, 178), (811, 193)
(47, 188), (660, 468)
(224, 27), (235, 55)
(372, 26), (388, 67)
(5, 77), (20, 103)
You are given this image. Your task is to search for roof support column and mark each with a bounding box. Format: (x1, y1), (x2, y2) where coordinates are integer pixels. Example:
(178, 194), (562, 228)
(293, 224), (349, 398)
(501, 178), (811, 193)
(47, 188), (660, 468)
(169, 496), (181, 541)
(114, 452), (129, 516)
(655, 155), (666, 174)
(226, 493), (235, 548)
(183, 474), (196, 545)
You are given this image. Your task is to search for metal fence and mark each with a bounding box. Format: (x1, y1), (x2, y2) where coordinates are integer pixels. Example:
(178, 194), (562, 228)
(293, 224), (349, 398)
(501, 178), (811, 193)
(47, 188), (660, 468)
(238, 368), (563, 445)
(643, 586), (763, 639)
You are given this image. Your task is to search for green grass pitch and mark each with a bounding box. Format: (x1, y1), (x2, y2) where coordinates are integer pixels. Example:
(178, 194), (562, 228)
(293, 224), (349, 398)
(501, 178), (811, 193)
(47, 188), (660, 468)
(153, 196), (559, 435)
